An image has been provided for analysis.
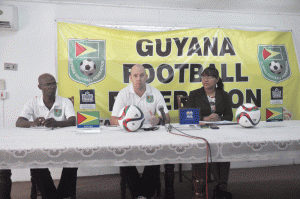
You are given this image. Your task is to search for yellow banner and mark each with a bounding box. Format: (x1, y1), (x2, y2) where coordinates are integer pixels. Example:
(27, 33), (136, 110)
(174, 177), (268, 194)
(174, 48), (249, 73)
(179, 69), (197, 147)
(57, 22), (300, 124)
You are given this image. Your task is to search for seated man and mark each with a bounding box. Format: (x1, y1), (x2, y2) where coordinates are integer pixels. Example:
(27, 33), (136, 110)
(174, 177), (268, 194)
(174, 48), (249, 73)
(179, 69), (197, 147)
(111, 64), (170, 199)
(16, 73), (78, 199)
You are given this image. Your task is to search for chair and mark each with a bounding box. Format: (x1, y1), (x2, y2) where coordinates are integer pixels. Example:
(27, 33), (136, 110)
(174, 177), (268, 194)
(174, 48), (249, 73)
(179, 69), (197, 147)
(177, 95), (191, 183)
(69, 96), (75, 106)
(30, 96), (76, 199)
(177, 95), (188, 109)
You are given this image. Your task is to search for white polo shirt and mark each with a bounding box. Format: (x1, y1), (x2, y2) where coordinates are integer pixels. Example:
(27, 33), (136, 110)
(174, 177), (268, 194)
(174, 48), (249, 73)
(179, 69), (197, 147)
(112, 84), (169, 124)
(19, 95), (75, 121)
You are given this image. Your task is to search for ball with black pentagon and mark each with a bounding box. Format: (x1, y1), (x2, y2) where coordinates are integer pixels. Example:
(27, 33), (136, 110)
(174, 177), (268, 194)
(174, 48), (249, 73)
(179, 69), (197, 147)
(79, 59), (96, 76)
(269, 61), (283, 75)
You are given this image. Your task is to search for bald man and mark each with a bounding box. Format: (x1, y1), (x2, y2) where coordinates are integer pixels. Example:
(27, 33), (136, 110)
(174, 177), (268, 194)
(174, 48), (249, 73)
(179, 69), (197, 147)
(111, 64), (170, 126)
(111, 65), (170, 199)
(16, 73), (76, 128)
(16, 73), (77, 199)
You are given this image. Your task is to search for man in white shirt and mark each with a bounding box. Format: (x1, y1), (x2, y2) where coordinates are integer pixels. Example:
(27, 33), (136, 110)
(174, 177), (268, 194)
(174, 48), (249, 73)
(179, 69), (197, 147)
(15, 73), (77, 199)
(111, 64), (170, 199)
(111, 65), (170, 126)
(16, 74), (75, 128)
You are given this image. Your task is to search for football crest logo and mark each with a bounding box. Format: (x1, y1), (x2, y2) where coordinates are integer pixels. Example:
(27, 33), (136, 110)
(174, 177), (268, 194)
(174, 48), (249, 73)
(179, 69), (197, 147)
(257, 45), (291, 84)
(54, 109), (62, 117)
(68, 39), (106, 86)
(270, 86), (283, 105)
(146, 95), (154, 103)
(80, 90), (96, 109)
(186, 111), (193, 119)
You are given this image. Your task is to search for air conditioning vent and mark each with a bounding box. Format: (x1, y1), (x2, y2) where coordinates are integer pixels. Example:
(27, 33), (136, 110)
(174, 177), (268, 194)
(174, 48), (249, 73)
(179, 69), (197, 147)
(0, 5), (18, 31)
(0, 21), (11, 28)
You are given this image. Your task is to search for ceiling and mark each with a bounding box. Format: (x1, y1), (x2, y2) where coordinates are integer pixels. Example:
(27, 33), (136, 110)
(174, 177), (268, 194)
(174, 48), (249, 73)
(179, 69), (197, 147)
(6, 0), (300, 14)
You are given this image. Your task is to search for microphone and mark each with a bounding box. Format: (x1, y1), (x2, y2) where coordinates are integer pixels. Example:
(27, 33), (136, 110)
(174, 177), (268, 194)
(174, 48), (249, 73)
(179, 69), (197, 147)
(158, 105), (167, 126)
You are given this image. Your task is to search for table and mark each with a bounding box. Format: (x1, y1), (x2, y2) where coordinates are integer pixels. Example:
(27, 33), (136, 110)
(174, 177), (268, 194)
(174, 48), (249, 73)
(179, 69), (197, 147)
(1, 121), (300, 169)
(1, 121), (300, 198)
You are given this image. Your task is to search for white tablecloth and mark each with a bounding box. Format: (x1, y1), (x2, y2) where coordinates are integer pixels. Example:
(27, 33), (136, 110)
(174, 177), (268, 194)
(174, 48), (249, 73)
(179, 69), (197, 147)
(0, 121), (299, 169)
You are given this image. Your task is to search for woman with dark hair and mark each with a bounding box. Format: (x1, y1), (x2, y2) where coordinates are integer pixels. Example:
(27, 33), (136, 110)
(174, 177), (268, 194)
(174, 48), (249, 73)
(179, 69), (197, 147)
(186, 65), (233, 122)
(186, 65), (233, 199)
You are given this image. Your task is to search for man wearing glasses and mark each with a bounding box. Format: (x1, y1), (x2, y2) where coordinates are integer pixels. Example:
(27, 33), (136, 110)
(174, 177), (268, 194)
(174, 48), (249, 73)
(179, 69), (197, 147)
(14, 73), (77, 199)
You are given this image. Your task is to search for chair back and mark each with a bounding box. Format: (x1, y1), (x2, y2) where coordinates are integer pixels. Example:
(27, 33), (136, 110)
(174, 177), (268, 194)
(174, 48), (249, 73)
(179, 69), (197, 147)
(177, 95), (188, 109)
(68, 96), (74, 106)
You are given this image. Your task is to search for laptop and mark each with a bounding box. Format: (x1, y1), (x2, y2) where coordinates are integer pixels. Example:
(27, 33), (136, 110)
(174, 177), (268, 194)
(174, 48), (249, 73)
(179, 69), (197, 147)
(77, 111), (100, 133)
(179, 108), (200, 125)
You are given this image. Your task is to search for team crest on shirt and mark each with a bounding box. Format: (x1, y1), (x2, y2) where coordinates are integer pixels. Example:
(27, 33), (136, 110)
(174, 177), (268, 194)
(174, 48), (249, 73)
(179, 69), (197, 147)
(147, 95), (154, 103)
(54, 109), (62, 117)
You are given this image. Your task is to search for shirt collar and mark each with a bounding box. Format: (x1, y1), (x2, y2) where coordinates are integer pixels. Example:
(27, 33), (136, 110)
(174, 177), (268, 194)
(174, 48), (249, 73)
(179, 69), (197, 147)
(38, 95), (60, 108)
(129, 84), (151, 94)
(52, 95), (61, 107)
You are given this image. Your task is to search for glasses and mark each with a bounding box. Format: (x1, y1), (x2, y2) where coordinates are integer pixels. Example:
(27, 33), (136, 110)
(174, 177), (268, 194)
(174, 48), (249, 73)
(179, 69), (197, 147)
(41, 83), (58, 87)
(201, 76), (215, 80)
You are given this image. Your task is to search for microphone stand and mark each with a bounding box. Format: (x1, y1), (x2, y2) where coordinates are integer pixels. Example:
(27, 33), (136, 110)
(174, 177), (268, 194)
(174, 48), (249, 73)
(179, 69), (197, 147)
(165, 124), (173, 132)
(158, 106), (173, 132)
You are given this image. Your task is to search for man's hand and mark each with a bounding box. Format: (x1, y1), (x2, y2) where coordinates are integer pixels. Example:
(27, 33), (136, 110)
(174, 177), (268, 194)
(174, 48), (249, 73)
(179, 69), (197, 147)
(204, 113), (221, 121)
(110, 116), (119, 126)
(44, 118), (58, 128)
(149, 110), (160, 126)
(32, 117), (45, 127)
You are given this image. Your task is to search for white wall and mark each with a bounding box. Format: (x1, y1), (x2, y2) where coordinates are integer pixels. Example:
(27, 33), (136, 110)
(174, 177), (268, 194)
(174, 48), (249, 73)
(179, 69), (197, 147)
(1, 1), (300, 182)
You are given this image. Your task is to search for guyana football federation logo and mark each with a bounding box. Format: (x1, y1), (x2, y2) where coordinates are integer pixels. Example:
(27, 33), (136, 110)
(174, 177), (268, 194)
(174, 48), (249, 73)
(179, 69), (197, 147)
(257, 45), (291, 84)
(68, 39), (106, 86)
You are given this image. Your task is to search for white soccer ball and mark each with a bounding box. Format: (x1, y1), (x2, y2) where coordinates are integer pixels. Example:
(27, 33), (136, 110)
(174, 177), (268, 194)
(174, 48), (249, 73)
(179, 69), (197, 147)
(269, 61), (283, 75)
(118, 105), (145, 132)
(80, 59), (96, 76)
(235, 103), (261, 128)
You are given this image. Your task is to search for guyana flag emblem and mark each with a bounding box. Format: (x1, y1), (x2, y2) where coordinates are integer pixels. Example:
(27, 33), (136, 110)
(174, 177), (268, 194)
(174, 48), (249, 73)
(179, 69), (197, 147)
(257, 45), (291, 84)
(77, 111), (100, 128)
(266, 107), (283, 122)
(68, 39), (106, 86)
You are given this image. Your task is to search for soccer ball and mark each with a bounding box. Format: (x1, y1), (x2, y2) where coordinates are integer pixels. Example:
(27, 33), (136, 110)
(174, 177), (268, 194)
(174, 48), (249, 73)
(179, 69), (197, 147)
(80, 59), (96, 76)
(235, 103), (261, 128)
(118, 105), (145, 132)
(269, 61), (283, 75)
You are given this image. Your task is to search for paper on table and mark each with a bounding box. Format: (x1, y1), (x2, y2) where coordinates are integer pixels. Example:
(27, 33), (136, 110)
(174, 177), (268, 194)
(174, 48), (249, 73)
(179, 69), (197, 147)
(170, 124), (201, 130)
(200, 121), (238, 125)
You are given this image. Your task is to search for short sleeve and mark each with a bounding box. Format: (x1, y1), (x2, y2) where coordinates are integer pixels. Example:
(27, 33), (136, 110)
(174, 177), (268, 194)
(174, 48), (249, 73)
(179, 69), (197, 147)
(19, 99), (34, 120)
(155, 89), (169, 116)
(111, 90), (126, 117)
(64, 98), (76, 119)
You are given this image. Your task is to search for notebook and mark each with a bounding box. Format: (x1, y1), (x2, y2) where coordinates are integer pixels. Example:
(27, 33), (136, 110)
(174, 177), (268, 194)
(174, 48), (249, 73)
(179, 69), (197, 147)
(77, 111), (100, 133)
(179, 108), (200, 125)
(266, 107), (284, 122)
